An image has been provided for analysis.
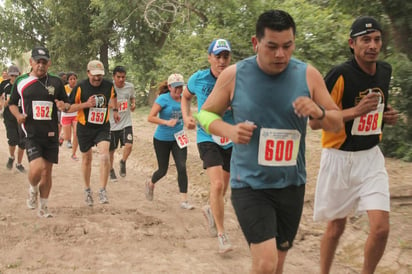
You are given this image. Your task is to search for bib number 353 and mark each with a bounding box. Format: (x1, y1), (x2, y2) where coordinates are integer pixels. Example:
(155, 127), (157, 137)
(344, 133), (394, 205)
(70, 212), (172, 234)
(88, 107), (107, 124)
(258, 128), (301, 167)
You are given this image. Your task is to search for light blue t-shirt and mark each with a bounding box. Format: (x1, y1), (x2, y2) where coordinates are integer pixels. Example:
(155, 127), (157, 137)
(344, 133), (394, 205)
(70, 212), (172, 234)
(154, 92), (184, 141)
(187, 68), (233, 149)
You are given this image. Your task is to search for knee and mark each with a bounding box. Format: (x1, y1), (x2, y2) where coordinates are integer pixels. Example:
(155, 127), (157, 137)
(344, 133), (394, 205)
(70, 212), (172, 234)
(254, 258), (277, 274)
(210, 179), (225, 192)
(371, 222), (389, 240)
(99, 153), (110, 163)
(326, 220), (346, 239)
(156, 168), (168, 178)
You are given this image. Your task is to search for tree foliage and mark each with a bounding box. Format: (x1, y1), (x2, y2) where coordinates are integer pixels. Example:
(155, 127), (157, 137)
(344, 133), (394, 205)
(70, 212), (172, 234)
(0, 0), (410, 160)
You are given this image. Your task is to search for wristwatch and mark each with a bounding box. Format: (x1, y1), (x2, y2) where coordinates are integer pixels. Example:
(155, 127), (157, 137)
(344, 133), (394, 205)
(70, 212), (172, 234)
(309, 104), (325, 120)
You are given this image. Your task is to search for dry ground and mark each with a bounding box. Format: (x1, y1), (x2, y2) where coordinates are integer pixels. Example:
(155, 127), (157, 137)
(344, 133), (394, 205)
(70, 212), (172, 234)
(0, 107), (411, 273)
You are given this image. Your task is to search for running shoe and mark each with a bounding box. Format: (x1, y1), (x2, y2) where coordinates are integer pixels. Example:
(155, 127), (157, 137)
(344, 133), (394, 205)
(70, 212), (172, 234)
(59, 137), (64, 146)
(71, 154), (79, 161)
(110, 169), (117, 182)
(85, 188), (93, 207)
(218, 233), (233, 254)
(119, 160), (126, 177)
(98, 188), (109, 204)
(26, 186), (38, 209)
(6, 157), (14, 170)
(180, 201), (194, 210)
(202, 205), (217, 237)
(145, 180), (154, 201)
(16, 163), (26, 173)
(38, 204), (53, 218)
(66, 141), (72, 148)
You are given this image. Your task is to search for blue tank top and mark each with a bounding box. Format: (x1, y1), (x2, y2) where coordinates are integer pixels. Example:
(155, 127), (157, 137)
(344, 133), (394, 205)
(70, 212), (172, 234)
(231, 56), (309, 189)
(187, 68), (233, 149)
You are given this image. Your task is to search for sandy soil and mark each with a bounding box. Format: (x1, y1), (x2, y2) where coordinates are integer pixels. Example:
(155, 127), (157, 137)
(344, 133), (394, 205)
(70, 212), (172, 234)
(0, 108), (411, 274)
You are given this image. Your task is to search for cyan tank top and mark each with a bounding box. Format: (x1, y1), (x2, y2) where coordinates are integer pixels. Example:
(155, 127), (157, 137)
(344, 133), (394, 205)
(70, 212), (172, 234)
(230, 56), (309, 189)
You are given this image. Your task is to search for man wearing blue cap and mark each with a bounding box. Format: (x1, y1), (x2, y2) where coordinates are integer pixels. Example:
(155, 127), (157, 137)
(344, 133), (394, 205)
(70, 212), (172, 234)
(313, 16), (398, 273)
(181, 38), (234, 253)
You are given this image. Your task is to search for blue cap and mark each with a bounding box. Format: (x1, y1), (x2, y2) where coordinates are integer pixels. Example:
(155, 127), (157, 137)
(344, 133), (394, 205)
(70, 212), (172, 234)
(208, 39), (231, 55)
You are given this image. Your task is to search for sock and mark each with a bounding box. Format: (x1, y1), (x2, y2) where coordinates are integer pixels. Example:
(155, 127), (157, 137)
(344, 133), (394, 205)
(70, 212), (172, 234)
(30, 184), (38, 193)
(40, 198), (48, 208)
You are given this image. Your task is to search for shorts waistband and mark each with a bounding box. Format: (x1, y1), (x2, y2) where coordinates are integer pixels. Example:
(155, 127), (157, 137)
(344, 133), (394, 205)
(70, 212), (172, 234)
(323, 146), (379, 157)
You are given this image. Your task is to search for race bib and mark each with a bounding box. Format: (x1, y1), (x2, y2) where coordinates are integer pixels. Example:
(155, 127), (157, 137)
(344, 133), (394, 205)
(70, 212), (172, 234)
(174, 129), (189, 149)
(258, 128), (301, 167)
(212, 135), (232, 146)
(32, 101), (53, 120)
(88, 107), (107, 124)
(118, 99), (128, 113)
(351, 103), (384, 136)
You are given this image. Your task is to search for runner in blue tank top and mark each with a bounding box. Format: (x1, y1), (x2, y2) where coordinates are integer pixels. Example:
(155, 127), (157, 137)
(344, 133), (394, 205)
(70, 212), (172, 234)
(198, 10), (343, 273)
(181, 38), (234, 254)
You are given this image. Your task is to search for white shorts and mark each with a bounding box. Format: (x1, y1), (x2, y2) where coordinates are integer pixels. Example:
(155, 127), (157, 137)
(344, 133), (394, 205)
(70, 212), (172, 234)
(313, 146), (390, 222)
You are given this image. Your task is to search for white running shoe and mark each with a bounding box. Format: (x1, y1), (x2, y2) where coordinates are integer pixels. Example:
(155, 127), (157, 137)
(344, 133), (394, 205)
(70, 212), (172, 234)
(38, 205), (53, 218)
(98, 188), (109, 204)
(85, 189), (93, 207)
(26, 186), (38, 209)
(218, 233), (233, 254)
(180, 201), (194, 210)
(145, 180), (154, 201)
(202, 205), (217, 237)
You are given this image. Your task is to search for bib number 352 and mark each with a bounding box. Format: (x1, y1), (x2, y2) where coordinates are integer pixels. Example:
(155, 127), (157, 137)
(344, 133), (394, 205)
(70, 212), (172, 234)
(32, 101), (53, 120)
(258, 128), (301, 167)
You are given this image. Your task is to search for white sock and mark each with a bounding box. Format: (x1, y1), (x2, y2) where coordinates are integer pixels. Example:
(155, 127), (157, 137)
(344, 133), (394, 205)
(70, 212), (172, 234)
(40, 198), (48, 208)
(30, 184), (38, 193)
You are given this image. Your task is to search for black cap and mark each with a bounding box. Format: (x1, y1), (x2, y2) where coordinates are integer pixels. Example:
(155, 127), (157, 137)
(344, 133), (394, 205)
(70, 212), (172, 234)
(31, 46), (50, 61)
(350, 16), (382, 38)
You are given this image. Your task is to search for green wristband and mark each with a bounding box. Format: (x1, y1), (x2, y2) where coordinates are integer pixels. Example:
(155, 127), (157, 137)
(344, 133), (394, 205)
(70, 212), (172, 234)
(194, 110), (222, 134)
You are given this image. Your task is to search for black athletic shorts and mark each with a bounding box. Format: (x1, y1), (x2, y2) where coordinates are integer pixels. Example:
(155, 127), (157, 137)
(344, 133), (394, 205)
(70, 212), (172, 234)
(197, 142), (232, 172)
(4, 118), (26, 148)
(231, 184), (305, 251)
(25, 137), (59, 163)
(109, 126), (133, 151)
(77, 123), (111, 153)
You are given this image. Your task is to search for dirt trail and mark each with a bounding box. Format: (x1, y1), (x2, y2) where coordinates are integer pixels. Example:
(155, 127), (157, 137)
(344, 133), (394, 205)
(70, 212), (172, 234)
(0, 108), (411, 273)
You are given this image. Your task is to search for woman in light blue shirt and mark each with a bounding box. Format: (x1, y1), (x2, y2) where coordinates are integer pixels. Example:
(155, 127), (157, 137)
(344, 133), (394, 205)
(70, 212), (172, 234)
(146, 73), (193, 210)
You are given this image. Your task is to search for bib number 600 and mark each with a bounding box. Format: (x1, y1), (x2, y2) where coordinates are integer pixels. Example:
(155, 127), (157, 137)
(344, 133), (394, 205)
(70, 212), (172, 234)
(258, 128), (301, 167)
